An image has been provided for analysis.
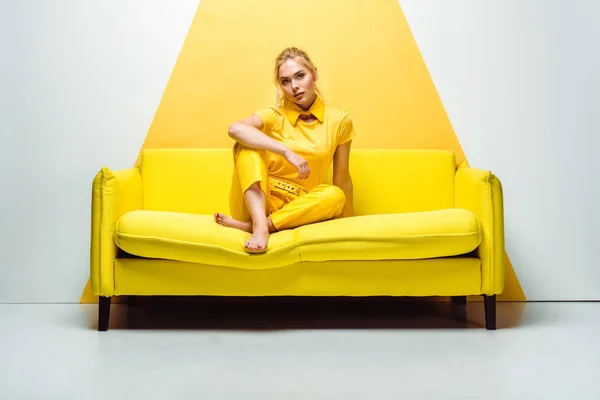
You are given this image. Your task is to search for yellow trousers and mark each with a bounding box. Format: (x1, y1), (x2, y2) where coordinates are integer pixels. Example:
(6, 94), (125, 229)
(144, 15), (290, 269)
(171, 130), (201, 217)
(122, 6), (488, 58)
(229, 145), (345, 230)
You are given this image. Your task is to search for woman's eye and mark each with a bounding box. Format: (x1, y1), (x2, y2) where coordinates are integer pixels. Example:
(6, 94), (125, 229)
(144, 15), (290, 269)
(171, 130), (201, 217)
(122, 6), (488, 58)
(297, 73), (304, 78)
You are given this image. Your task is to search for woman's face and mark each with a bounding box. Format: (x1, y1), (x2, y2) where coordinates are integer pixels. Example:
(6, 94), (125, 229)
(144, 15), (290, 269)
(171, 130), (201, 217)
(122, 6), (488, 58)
(278, 58), (318, 110)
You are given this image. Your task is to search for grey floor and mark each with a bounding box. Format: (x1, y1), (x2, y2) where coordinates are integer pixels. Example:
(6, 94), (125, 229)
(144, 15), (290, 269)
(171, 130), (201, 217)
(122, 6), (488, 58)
(1, 298), (599, 399)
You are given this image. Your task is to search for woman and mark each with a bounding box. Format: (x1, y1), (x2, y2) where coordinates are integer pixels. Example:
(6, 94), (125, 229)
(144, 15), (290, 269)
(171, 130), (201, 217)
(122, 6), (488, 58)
(214, 47), (356, 253)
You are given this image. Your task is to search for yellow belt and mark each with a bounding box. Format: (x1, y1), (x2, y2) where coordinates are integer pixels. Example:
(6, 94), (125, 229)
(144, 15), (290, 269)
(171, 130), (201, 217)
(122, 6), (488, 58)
(270, 177), (307, 196)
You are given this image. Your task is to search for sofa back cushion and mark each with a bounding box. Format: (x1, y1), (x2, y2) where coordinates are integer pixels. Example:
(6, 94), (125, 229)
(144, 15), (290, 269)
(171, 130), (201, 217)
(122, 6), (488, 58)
(141, 148), (234, 214)
(340, 149), (456, 215)
(141, 148), (456, 215)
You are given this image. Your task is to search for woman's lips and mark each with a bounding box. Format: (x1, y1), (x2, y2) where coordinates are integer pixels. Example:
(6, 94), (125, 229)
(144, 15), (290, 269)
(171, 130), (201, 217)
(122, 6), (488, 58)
(294, 92), (304, 99)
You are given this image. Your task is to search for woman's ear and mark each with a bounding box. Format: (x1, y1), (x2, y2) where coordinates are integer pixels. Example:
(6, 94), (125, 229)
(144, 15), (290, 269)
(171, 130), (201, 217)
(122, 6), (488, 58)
(314, 67), (319, 81)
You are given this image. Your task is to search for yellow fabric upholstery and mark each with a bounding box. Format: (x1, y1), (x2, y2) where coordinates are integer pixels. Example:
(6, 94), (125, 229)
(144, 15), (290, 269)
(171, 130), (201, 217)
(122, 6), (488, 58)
(141, 148), (233, 214)
(90, 166), (142, 296)
(345, 149), (456, 215)
(90, 148), (505, 298)
(115, 211), (299, 270)
(140, 148), (456, 216)
(114, 257), (482, 297)
(295, 209), (481, 262)
(455, 162), (505, 295)
(114, 208), (481, 268)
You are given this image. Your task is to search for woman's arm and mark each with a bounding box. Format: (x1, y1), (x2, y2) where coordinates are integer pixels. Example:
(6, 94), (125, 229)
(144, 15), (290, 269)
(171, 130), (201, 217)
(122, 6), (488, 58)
(229, 115), (311, 180)
(228, 115), (289, 155)
(332, 140), (354, 218)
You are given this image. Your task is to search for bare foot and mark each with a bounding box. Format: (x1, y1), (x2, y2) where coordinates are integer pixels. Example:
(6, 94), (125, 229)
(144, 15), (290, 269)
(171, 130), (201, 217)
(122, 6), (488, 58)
(245, 224), (269, 253)
(214, 212), (251, 233)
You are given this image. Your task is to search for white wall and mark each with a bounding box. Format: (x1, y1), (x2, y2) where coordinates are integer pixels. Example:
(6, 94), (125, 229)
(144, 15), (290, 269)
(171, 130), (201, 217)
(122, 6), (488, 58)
(0, 0), (200, 303)
(399, 0), (600, 300)
(0, 0), (598, 302)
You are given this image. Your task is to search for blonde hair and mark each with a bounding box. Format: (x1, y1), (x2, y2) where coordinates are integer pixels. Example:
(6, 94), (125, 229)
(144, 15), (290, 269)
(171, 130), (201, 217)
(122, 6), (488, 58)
(273, 47), (323, 107)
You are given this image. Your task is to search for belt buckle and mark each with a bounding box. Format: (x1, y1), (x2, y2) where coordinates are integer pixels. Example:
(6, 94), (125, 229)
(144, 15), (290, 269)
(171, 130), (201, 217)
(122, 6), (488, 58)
(274, 179), (300, 196)
(284, 183), (297, 195)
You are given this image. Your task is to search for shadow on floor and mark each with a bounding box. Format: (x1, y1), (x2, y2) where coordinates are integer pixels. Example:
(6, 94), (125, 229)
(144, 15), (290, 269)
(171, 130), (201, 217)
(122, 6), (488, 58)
(84, 296), (527, 331)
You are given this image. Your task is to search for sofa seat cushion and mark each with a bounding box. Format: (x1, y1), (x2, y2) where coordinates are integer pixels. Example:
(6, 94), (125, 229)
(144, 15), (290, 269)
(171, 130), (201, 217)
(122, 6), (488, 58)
(114, 211), (300, 270)
(294, 208), (481, 262)
(114, 208), (481, 269)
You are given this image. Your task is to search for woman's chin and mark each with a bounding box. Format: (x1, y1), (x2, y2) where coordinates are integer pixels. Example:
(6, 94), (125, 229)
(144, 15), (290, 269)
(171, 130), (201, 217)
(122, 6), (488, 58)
(290, 94), (315, 109)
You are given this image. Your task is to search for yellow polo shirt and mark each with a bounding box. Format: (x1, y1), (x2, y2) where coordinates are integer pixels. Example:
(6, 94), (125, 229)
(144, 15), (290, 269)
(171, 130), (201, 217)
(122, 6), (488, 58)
(253, 94), (356, 192)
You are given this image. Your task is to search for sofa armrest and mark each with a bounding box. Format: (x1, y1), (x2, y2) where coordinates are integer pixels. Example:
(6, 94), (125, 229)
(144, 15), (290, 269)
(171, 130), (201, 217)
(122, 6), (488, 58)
(454, 163), (505, 295)
(90, 166), (142, 296)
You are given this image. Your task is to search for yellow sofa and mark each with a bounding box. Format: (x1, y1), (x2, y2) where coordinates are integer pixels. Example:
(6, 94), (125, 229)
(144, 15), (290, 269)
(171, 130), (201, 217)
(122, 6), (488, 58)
(90, 148), (505, 330)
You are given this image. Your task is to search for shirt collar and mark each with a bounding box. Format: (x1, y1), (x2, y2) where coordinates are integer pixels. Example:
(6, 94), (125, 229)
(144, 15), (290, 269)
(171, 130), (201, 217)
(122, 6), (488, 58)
(284, 93), (325, 126)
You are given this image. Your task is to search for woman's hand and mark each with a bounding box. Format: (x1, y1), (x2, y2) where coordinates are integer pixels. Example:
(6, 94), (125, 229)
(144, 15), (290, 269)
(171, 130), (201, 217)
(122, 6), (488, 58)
(284, 149), (311, 180)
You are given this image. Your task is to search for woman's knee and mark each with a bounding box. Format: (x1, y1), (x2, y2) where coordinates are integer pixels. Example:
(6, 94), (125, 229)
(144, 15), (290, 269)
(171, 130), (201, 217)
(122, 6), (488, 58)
(234, 146), (264, 165)
(318, 185), (345, 209)
(234, 147), (268, 192)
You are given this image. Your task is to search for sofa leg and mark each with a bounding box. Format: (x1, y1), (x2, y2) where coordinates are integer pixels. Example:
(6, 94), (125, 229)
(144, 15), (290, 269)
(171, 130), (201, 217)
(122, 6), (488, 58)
(450, 296), (467, 324)
(99, 296), (111, 331)
(483, 295), (496, 330)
